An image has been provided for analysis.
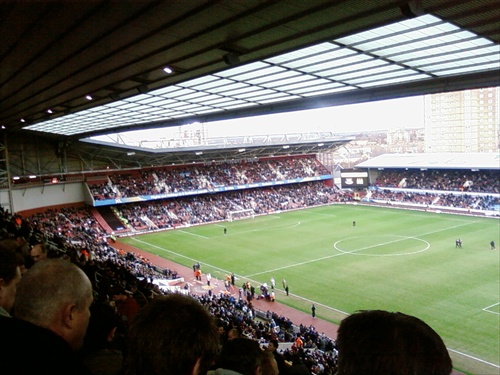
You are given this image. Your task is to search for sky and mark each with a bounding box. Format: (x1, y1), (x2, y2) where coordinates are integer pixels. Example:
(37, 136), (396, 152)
(95, 95), (426, 145)
(205, 95), (426, 137)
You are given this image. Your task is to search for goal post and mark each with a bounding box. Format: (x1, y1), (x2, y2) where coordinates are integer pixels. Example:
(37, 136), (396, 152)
(227, 209), (255, 222)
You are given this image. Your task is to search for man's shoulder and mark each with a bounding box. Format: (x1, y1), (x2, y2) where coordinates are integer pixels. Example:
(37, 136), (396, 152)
(0, 316), (93, 375)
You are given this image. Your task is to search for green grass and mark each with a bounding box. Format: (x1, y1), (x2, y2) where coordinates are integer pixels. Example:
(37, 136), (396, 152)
(119, 205), (500, 375)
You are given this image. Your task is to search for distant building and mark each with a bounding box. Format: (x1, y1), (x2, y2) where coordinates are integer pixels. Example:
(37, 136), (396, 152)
(424, 87), (499, 153)
(386, 128), (424, 153)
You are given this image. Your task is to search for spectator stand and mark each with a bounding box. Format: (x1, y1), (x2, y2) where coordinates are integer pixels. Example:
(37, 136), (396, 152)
(354, 153), (500, 218)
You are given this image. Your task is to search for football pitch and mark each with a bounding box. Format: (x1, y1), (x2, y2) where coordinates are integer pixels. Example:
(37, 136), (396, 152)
(119, 204), (500, 375)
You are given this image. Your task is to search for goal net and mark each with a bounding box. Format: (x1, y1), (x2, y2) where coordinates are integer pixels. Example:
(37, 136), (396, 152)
(227, 209), (255, 222)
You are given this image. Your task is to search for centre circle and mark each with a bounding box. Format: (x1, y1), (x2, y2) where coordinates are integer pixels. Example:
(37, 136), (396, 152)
(333, 235), (430, 257)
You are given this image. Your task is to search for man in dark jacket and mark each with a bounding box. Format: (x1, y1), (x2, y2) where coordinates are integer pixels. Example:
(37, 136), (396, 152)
(0, 258), (94, 375)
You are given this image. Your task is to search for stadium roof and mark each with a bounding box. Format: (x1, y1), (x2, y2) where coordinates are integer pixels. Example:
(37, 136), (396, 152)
(1, 0), (499, 143)
(355, 152), (500, 170)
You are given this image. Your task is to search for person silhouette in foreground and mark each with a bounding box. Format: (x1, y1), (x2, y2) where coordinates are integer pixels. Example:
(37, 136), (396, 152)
(1, 258), (94, 375)
(336, 309), (452, 375)
(122, 293), (220, 375)
(207, 337), (263, 375)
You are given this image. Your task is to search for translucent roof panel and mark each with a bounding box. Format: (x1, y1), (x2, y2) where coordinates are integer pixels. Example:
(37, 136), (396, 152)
(25, 14), (499, 137)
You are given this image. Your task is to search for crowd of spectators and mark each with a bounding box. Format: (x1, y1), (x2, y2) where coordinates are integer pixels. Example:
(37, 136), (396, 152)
(369, 168), (499, 212)
(116, 182), (350, 232)
(89, 161), (500, 221)
(0, 198), (340, 374)
(373, 169), (500, 194)
(369, 189), (499, 211)
(88, 156), (330, 201)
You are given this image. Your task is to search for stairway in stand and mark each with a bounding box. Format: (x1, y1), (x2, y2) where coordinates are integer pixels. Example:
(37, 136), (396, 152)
(92, 206), (126, 233)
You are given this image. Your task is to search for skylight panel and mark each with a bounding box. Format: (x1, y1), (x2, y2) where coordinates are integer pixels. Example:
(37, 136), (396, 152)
(216, 99), (251, 108)
(127, 94), (152, 102)
(266, 42), (336, 64)
(347, 69), (418, 85)
(300, 86), (354, 97)
(192, 78), (233, 91)
(152, 98), (179, 106)
(176, 103), (206, 111)
(139, 107), (166, 113)
(159, 88), (196, 99)
(201, 96), (240, 106)
(219, 102), (256, 110)
(114, 102), (141, 109)
(250, 92), (293, 102)
(223, 86), (260, 96)
(378, 42), (432, 56)
(287, 82), (345, 95)
(402, 46), (496, 65)
(175, 91), (208, 101)
(283, 48), (353, 69)
(193, 108), (222, 114)
(98, 107), (119, 114)
(319, 60), (388, 77)
(124, 104), (146, 111)
(202, 81), (248, 94)
(236, 89), (277, 99)
(160, 100), (192, 109)
(433, 31), (474, 44)
(247, 70), (300, 85)
(258, 95), (301, 104)
(135, 96), (166, 104)
(319, 55), (374, 70)
(174, 112), (195, 119)
(336, 15), (443, 45)
(277, 78), (330, 92)
(106, 109), (131, 118)
(425, 57), (499, 72)
(133, 112), (160, 119)
(86, 106), (106, 112)
(357, 73), (427, 88)
(215, 61), (269, 78)
(332, 65), (399, 81)
(188, 93), (224, 103)
(149, 86), (178, 96)
(272, 75), (314, 89)
(177, 75), (219, 87)
(98, 102), (121, 109)
(153, 108), (183, 116)
(383, 39), (494, 62)
(383, 22), (413, 34)
(230, 66), (287, 82)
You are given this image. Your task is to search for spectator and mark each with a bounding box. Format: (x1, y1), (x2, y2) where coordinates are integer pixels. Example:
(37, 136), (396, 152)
(30, 241), (48, 263)
(227, 327), (241, 341)
(261, 350), (279, 375)
(109, 285), (140, 329)
(336, 309), (452, 375)
(1, 258), (94, 374)
(0, 247), (23, 316)
(80, 302), (124, 375)
(266, 338), (288, 375)
(286, 354), (311, 375)
(208, 337), (263, 375)
(122, 293), (220, 375)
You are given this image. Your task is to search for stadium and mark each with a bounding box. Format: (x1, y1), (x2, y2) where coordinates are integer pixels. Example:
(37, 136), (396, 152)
(1, 2), (499, 375)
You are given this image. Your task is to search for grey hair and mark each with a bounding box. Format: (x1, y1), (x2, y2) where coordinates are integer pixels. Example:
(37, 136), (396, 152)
(13, 258), (92, 328)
